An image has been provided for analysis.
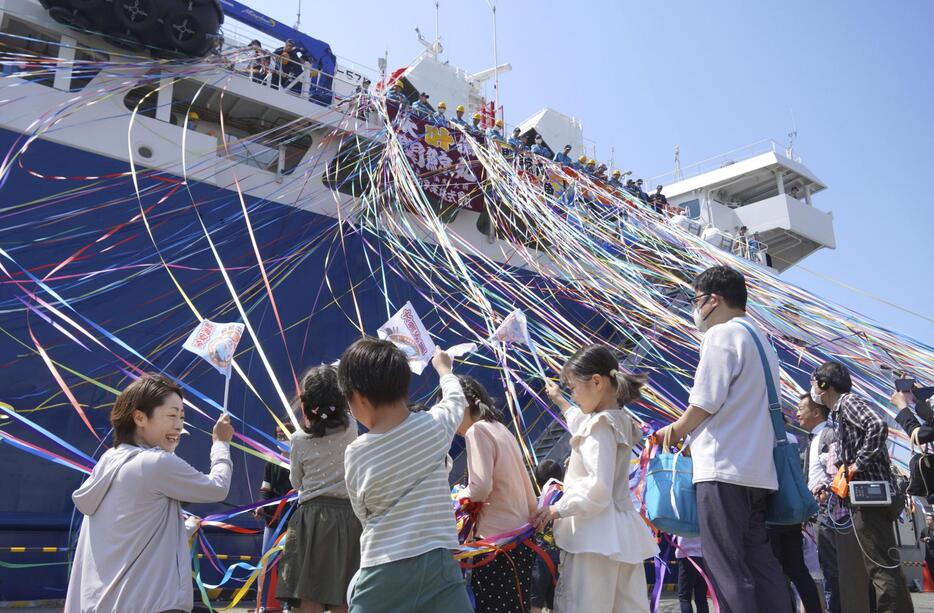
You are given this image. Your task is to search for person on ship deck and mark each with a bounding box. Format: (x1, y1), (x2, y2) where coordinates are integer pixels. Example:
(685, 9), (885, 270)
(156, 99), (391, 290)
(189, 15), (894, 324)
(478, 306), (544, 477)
(554, 144), (574, 166)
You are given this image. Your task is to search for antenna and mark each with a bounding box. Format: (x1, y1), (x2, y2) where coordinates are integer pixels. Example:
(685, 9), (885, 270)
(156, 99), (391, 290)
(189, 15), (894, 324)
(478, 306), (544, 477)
(674, 145), (683, 181)
(435, 1), (440, 45)
(786, 108), (798, 160)
(294, 0), (302, 29)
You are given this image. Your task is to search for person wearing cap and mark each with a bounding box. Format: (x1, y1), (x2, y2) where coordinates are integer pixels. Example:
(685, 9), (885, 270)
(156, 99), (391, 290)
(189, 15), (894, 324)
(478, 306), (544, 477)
(272, 39), (303, 92)
(486, 119), (505, 141)
(338, 77), (372, 117)
(553, 145), (573, 166)
(187, 111), (200, 131)
(530, 134), (552, 158)
(469, 112), (483, 136)
(386, 80), (408, 108)
(608, 169), (623, 188)
(451, 104), (468, 127)
(634, 179), (649, 201)
(649, 185), (668, 213)
(573, 154), (588, 171)
(412, 92), (434, 119)
(584, 159), (597, 176)
(507, 127), (522, 149)
(434, 101), (448, 125)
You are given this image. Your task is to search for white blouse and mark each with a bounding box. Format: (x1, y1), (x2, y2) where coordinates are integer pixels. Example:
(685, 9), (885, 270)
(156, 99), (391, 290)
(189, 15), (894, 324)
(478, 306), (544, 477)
(553, 406), (658, 563)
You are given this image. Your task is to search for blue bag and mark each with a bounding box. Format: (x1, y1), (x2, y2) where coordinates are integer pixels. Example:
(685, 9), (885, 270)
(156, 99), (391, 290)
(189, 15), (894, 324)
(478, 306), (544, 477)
(643, 443), (700, 537)
(737, 320), (819, 525)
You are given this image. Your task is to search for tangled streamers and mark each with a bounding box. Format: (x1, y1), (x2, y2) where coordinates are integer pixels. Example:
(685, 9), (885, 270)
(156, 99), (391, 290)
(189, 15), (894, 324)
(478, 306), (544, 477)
(0, 27), (931, 604)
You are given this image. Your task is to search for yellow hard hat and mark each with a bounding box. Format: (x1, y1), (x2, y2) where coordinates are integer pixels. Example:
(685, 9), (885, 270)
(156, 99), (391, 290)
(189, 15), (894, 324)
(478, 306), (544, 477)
(456, 104), (465, 112)
(612, 169), (621, 176)
(472, 112), (482, 120)
(495, 119), (503, 127)
(393, 81), (403, 89)
(438, 101), (447, 109)
(587, 159), (596, 165)
(578, 155), (587, 163)
(188, 111), (199, 120)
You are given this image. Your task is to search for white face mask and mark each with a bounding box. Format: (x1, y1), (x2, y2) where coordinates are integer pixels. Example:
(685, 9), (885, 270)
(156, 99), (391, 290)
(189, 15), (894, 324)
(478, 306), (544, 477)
(810, 385), (824, 406)
(692, 298), (715, 334)
(692, 307), (707, 333)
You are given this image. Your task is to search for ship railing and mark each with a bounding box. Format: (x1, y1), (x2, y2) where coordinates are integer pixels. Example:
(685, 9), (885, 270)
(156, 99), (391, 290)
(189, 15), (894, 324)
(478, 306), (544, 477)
(217, 28), (376, 112)
(648, 139), (803, 188)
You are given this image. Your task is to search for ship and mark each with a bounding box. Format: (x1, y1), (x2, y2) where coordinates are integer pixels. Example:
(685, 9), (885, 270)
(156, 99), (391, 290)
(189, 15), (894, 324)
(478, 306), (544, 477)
(0, 0), (931, 604)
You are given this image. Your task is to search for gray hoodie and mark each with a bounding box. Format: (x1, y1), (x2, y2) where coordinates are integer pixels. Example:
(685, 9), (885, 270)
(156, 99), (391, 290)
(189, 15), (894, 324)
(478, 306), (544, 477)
(65, 441), (232, 613)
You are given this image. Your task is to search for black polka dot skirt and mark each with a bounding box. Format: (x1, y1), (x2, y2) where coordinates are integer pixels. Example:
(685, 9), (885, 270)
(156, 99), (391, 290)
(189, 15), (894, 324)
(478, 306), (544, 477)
(470, 540), (537, 613)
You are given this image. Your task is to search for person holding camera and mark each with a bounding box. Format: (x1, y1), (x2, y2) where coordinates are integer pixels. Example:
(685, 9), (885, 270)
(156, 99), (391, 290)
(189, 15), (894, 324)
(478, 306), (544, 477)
(892, 380), (934, 446)
(811, 361), (913, 613)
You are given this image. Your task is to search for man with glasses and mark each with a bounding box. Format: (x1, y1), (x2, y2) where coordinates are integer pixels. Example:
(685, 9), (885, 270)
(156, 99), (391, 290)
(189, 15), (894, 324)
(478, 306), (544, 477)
(657, 266), (791, 613)
(810, 361), (913, 613)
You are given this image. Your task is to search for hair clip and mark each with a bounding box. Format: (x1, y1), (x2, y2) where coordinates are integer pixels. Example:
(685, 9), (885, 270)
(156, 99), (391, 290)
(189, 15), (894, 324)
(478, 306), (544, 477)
(311, 407), (319, 415)
(609, 368), (619, 377)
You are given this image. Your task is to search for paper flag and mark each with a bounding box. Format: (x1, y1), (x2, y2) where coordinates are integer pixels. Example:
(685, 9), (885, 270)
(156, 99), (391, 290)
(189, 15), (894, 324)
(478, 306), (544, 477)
(489, 308), (548, 378)
(377, 301), (436, 375)
(489, 309), (530, 346)
(446, 342), (477, 359)
(183, 319), (245, 375)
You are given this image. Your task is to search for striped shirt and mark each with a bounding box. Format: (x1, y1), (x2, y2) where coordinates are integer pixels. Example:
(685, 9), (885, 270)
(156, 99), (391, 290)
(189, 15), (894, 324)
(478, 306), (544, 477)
(344, 374), (465, 568)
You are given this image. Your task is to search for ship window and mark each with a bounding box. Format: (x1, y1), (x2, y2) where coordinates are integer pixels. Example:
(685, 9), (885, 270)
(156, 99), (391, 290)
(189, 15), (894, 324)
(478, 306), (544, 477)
(0, 18), (59, 87)
(69, 48), (106, 92)
(171, 78), (314, 174)
(123, 85), (158, 118)
(682, 198), (700, 219)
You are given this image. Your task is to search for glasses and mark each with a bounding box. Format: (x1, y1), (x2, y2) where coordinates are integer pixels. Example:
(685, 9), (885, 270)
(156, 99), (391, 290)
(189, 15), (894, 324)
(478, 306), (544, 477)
(691, 293), (711, 306)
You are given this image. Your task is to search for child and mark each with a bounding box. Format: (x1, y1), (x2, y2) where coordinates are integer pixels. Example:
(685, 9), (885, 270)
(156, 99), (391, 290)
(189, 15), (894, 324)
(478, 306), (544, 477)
(535, 344), (658, 612)
(675, 535), (709, 613)
(530, 459), (565, 613)
(339, 339), (472, 612)
(65, 373), (234, 612)
(454, 375), (538, 612)
(276, 365), (361, 612)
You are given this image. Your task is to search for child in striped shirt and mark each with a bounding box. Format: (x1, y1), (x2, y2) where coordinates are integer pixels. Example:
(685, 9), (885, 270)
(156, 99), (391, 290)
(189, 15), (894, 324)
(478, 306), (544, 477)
(338, 338), (472, 613)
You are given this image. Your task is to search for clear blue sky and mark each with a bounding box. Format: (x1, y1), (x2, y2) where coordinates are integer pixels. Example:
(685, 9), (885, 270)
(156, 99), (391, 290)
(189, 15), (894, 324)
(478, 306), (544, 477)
(250, 0), (933, 345)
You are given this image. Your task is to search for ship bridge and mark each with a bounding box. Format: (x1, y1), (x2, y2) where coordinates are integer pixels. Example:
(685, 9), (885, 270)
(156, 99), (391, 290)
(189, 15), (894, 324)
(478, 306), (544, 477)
(653, 140), (834, 272)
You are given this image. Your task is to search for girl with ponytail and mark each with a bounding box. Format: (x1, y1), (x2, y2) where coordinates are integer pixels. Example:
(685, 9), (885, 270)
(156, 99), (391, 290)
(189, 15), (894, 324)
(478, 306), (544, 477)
(533, 344), (657, 612)
(276, 365), (361, 611)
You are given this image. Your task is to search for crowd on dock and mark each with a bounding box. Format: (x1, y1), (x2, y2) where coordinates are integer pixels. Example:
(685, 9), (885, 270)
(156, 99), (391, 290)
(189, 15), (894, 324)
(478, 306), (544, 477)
(62, 265), (932, 613)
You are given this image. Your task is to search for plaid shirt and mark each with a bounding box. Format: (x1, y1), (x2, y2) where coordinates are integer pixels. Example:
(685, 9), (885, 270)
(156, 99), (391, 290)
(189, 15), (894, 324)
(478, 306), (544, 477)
(830, 392), (893, 484)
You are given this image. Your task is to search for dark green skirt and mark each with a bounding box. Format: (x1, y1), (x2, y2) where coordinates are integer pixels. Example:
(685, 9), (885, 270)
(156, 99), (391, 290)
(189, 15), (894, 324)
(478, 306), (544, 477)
(276, 496), (362, 607)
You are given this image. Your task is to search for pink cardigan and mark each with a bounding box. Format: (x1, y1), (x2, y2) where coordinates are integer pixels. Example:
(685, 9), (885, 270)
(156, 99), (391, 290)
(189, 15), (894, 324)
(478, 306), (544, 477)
(460, 420), (537, 537)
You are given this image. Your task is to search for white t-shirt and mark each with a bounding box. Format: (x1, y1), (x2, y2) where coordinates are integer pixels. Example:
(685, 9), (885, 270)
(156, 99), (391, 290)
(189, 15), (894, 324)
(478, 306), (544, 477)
(688, 315), (779, 490)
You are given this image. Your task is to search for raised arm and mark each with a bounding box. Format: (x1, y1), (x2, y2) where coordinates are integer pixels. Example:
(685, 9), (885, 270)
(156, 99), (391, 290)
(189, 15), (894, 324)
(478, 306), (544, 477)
(545, 380), (587, 432)
(427, 349), (466, 439)
(150, 441), (232, 503)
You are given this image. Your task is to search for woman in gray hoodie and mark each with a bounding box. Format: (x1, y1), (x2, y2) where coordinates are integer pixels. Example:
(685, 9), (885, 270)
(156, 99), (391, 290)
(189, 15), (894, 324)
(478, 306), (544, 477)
(65, 373), (234, 613)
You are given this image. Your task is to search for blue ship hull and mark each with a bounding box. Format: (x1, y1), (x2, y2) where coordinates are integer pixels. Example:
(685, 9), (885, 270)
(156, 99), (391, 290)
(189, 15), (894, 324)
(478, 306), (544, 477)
(1, 126), (660, 600)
